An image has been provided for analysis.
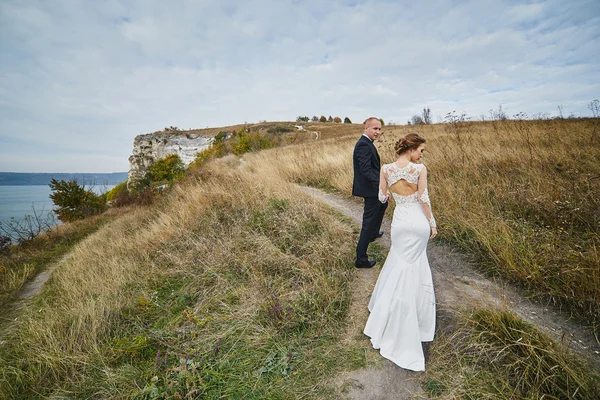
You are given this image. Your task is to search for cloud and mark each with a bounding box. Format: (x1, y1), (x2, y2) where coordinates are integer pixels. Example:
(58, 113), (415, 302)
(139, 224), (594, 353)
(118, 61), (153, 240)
(0, 0), (599, 172)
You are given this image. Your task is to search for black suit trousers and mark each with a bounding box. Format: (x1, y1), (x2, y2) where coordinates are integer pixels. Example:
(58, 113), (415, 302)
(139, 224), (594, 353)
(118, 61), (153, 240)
(356, 197), (388, 264)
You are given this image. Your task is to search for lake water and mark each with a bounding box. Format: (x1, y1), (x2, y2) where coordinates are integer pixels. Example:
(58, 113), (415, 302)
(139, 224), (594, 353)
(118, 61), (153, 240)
(0, 185), (115, 225)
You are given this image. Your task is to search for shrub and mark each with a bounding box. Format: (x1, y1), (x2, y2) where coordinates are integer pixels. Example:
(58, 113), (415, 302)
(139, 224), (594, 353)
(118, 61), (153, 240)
(105, 181), (128, 203)
(411, 115), (424, 125)
(230, 126), (276, 156)
(104, 181), (152, 208)
(49, 179), (106, 222)
(0, 235), (10, 253)
(0, 205), (56, 243)
(343, 117), (352, 124)
(266, 125), (293, 134)
(213, 131), (229, 143)
(232, 130), (274, 155)
(333, 116), (342, 123)
(193, 141), (227, 168)
(231, 129), (252, 155)
(319, 116), (327, 122)
(148, 154), (185, 187)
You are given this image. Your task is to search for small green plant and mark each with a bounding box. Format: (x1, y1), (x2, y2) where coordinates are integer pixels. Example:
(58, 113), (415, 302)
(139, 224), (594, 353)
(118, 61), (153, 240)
(255, 349), (298, 377)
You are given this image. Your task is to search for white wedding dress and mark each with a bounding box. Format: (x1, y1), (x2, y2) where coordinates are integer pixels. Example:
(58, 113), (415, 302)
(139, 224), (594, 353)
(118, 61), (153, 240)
(363, 161), (436, 372)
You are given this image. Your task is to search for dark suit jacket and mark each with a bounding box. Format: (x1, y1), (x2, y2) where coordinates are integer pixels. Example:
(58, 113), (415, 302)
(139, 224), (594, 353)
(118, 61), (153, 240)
(352, 135), (381, 198)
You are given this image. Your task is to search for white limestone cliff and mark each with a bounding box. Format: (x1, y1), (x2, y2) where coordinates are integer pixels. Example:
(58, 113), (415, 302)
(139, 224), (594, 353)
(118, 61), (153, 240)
(128, 132), (212, 188)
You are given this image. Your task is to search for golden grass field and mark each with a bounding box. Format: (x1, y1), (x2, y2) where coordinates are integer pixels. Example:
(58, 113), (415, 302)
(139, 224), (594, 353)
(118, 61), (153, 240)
(0, 118), (598, 398)
(258, 119), (600, 328)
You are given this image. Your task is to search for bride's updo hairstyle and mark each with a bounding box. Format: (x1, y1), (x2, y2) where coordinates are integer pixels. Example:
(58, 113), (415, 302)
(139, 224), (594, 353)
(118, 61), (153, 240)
(394, 133), (426, 156)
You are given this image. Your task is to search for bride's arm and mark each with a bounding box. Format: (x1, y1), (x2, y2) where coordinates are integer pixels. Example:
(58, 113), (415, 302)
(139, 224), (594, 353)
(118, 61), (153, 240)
(417, 166), (437, 238)
(378, 166), (389, 203)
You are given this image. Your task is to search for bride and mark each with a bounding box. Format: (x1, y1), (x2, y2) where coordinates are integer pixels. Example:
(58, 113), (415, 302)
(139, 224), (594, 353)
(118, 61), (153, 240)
(363, 132), (437, 372)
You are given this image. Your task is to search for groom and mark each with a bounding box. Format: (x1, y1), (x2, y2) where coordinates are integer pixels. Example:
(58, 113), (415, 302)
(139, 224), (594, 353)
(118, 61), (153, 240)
(352, 117), (387, 268)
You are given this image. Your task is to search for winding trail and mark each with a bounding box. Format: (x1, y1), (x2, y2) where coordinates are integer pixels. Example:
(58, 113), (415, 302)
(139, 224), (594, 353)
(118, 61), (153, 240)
(0, 253), (72, 344)
(297, 185), (600, 400)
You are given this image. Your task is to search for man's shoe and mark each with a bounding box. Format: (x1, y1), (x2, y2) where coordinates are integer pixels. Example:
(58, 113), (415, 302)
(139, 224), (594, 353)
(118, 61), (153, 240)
(370, 231), (384, 242)
(355, 260), (376, 269)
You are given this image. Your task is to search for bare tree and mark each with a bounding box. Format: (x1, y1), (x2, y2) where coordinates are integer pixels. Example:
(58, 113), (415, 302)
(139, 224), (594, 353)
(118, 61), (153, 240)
(0, 204), (57, 244)
(589, 99), (599, 142)
(411, 115), (424, 125)
(422, 107), (432, 124)
(489, 104), (508, 121)
(589, 99), (599, 118)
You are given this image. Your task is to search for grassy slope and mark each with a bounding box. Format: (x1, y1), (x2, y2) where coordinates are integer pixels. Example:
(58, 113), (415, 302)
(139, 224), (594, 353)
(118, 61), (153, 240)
(0, 158), (382, 399)
(0, 210), (126, 308)
(1, 119), (598, 398)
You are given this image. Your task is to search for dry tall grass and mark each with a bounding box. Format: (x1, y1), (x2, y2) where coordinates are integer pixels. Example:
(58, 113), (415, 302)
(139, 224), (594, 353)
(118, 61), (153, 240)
(426, 309), (599, 398)
(1, 118), (598, 398)
(0, 211), (123, 308)
(0, 157), (375, 398)
(253, 119), (600, 330)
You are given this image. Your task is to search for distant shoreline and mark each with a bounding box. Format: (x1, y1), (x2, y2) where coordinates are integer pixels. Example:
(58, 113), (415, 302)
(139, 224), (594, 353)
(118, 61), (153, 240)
(0, 172), (128, 186)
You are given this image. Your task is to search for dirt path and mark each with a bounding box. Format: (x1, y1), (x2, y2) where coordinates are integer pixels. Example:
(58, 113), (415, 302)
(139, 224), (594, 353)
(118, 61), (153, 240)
(298, 186), (600, 400)
(0, 253), (71, 344)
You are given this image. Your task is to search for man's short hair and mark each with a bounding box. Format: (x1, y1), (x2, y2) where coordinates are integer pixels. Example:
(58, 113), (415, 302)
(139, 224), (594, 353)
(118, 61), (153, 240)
(363, 117), (380, 126)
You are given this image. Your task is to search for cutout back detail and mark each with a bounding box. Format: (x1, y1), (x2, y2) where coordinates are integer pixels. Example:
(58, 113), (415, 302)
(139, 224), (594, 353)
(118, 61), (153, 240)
(389, 180), (418, 196)
(382, 162), (424, 205)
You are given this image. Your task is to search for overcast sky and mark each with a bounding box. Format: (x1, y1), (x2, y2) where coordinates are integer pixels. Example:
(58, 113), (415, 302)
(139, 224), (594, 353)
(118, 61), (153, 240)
(1, 0), (599, 172)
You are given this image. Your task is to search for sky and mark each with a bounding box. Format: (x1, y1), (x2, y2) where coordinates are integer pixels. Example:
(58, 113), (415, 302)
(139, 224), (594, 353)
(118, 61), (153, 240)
(1, 0), (599, 173)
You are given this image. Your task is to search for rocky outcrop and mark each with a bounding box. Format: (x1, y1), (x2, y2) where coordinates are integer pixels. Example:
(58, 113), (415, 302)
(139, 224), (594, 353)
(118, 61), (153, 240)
(128, 132), (212, 188)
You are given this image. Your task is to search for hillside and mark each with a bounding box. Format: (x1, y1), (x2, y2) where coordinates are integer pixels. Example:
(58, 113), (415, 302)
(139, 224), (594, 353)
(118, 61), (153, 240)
(150, 121), (361, 140)
(0, 118), (599, 399)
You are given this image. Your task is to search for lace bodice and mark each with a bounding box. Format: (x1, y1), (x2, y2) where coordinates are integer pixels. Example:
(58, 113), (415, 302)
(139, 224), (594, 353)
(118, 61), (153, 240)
(390, 191), (419, 205)
(379, 162), (436, 227)
(382, 162), (422, 186)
